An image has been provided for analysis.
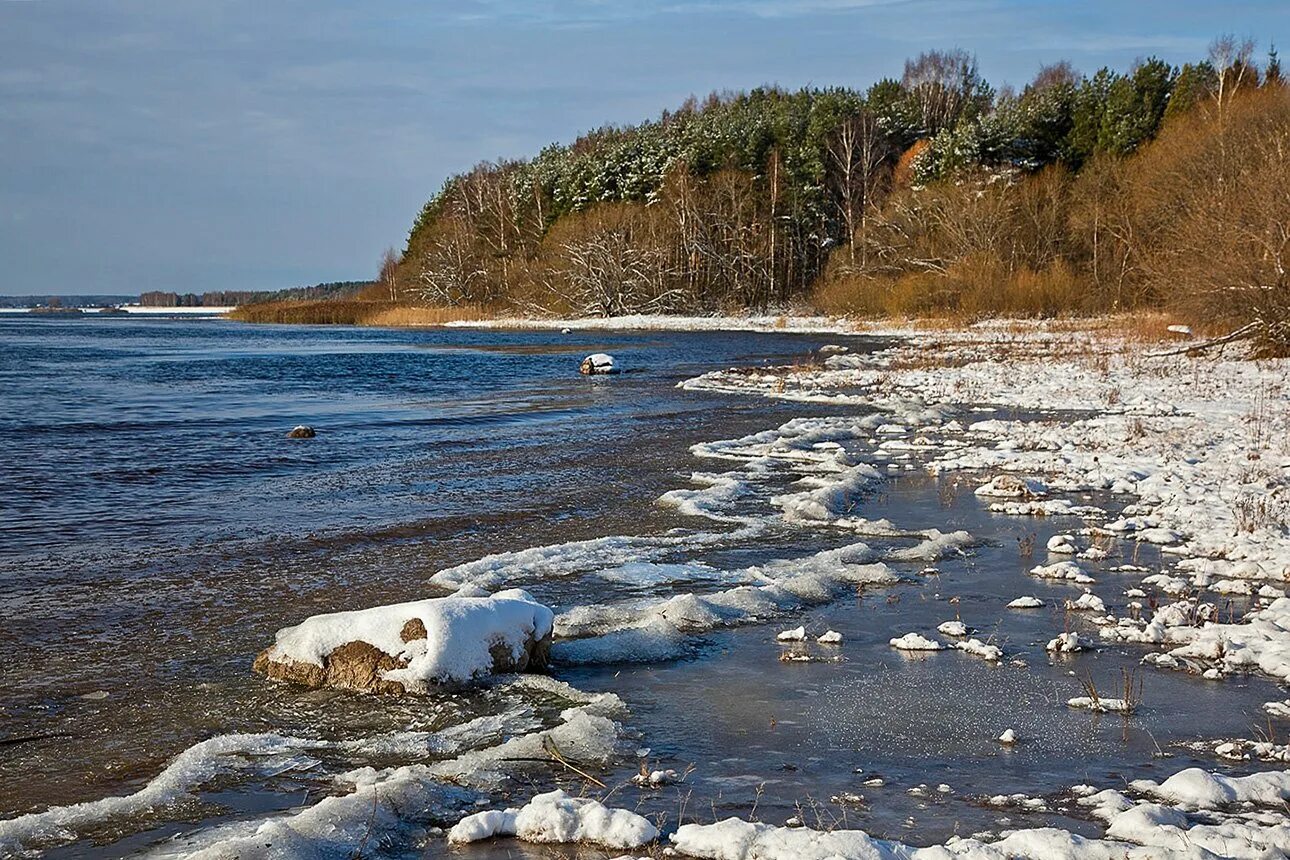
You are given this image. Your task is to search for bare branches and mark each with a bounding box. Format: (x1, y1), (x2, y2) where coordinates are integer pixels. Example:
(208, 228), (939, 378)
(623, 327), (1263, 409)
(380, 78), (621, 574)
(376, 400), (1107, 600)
(902, 49), (990, 135)
(378, 248), (399, 302)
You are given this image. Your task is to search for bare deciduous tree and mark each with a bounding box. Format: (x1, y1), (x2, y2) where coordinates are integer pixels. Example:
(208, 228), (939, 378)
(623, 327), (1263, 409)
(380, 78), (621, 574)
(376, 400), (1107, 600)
(378, 248), (400, 301)
(1210, 34), (1259, 117)
(828, 109), (890, 267)
(902, 49), (988, 135)
(417, 220), (489, 306)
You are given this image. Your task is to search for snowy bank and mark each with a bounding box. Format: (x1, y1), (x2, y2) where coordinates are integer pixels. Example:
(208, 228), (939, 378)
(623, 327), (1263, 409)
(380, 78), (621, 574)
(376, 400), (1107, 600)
(671, 763), (1290, 860)
(444, 313), (859, 333)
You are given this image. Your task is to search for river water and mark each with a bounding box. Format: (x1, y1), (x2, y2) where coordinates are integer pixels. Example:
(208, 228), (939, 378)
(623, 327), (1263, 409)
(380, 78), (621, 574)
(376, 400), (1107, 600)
(0, 316), (1279, 858)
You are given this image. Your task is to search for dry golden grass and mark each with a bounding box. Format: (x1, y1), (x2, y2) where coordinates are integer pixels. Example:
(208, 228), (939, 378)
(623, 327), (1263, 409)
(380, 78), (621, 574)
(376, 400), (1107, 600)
(229, 300), (495, 327)
(812, 255), (1097, 321)
(361, 304), (494, 326)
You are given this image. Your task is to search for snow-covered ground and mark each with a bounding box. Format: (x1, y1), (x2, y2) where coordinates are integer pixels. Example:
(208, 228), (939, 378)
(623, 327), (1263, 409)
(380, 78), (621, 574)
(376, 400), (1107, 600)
(684, 319), (1290, 590)
(116, 306), (233, 314)
(444, 312), (855, 333)
(624, 318), (1287, 856)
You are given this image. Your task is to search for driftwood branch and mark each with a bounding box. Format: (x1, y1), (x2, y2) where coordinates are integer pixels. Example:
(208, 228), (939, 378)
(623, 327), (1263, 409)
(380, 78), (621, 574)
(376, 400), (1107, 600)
(1145, 322), (1259, 357)
(494, 740), (608, 788)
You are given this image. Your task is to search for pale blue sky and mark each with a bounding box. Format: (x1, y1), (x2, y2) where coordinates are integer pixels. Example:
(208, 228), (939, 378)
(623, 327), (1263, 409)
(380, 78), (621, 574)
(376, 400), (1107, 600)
(1, 1), (1286, 295)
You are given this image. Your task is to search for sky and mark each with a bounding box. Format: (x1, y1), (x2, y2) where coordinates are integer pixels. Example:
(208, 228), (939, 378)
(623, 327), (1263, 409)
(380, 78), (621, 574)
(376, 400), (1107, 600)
(2, 1), (1288, 296)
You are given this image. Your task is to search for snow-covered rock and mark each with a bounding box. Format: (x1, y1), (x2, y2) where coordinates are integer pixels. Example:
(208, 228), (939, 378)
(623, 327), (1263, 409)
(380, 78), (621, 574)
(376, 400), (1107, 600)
(580, 353), (618, 375)
(1047, 534), (1077, 554)
(1046, 632), (1089, 653)
(889, 632), (944, 651)
(1065, 592), (1107, 613)
(955, 638), (1003, 661)
(1068, 696), (1133, 713)
(253, 589), (554, 693)
(1007, 595), (1046, 609)
(937, 620), (969, 636)
(975, 474), (1048, 499)
(1031, 560), (1094, 584)
(633, 768), (680, 787)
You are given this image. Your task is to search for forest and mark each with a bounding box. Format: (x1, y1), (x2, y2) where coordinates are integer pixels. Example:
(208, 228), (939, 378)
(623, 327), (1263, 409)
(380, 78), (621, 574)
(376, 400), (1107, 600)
(380, 39), (1289, 354)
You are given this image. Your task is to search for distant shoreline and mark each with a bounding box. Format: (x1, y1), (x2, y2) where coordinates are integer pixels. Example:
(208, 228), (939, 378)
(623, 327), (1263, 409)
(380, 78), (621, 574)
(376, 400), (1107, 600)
(0, 306), (233, 315)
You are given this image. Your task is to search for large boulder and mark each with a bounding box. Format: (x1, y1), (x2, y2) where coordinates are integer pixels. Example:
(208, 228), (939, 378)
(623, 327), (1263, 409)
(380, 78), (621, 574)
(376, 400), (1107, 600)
(253, 588), (554, 694)
(286, 425), (316, 439)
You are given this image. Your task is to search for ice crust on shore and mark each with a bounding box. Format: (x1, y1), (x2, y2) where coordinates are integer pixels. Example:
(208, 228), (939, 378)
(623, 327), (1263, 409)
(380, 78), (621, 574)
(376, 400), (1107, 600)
(682, 321), (1290, 604)
(0, 734), (325, 853)
(149, 688), (627, 859)
(430, 533), (728, 592)
(671, 764), (1290, 859)
(3, 682), (625, 857)
(553, 543), (899, 664)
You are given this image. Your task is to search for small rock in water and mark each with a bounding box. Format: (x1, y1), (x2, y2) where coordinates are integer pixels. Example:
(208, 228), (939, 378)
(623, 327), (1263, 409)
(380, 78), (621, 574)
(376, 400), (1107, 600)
(632, 768), (679, 787)
(78, 690), (109, 701)
(777, 625), (807, 642)
(286, 424), (316, 439)
(830, 792), (865, 804)
(817, 630), (843, 644)
(561, 327), (572, 334)
(999, 728), (1018, 745)
(579, 353), (618, 375)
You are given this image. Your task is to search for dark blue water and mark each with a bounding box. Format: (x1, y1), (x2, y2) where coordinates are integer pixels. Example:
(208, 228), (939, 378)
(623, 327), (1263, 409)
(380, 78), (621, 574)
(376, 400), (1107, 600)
(0, 317), (844, 562)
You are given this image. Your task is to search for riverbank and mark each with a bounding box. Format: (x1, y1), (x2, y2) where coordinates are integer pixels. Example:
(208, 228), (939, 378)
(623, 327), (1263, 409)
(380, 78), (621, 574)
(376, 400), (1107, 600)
(3, 316), (1288, 859)
(229, 302), (1225, 344)
(226, 299), (491, 326)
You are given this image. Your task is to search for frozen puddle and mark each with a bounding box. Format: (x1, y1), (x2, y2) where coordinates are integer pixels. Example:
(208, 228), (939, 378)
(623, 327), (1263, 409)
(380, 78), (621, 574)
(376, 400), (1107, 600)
(8, 322), (1290, 859)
